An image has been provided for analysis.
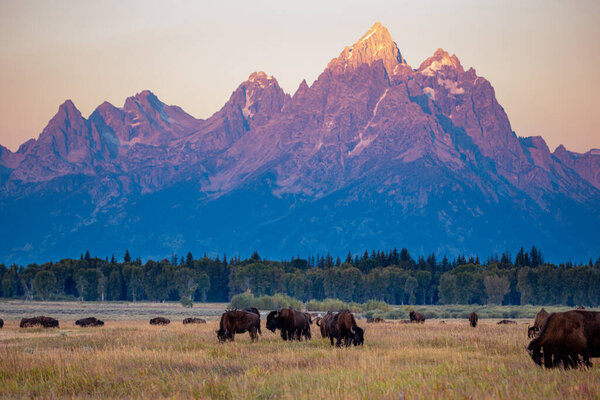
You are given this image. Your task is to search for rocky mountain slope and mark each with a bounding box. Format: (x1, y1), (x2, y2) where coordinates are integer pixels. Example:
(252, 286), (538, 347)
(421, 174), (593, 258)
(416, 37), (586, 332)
(1, 22), (599, 264)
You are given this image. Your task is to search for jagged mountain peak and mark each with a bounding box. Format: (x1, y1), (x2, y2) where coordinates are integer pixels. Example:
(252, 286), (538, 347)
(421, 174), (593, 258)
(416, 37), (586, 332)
(327, 22), (407, 75)
(53, 99), (83, 122)
(123, 89), (164, 111)
(418, 48), (464, 76)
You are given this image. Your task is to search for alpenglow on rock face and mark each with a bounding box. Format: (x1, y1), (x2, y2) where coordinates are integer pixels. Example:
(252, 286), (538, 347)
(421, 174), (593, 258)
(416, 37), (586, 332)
(1, 22), (599, 264)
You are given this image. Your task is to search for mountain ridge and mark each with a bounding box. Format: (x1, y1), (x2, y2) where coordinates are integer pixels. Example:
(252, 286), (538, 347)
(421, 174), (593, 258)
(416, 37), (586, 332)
(1, 22), (599, 264)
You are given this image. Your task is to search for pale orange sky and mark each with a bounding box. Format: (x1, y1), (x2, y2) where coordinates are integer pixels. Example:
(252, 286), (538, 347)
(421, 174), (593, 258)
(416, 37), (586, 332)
(1, 0), (599, 153)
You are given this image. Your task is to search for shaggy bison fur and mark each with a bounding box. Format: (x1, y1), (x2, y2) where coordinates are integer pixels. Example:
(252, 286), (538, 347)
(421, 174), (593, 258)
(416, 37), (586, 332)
(20, 316), (59, 328)
(528, 308), (549, 338)
(216, 310), (261, 342)
(266, 308), (310, 341)
(316, 312), (333, 338)
(326, 310), (365, 347)
(527, 310), (600, 369)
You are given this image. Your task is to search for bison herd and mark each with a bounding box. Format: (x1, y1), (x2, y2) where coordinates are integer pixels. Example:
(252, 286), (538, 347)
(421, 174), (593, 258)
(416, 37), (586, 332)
(215, 308), (365, 347)
(2, 305), (598, 368)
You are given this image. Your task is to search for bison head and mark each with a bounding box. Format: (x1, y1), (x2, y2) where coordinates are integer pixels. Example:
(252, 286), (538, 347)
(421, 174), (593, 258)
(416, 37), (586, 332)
(351, 326), (365, 346)
(216, 328), (230, 343)
(266, 311), (279, 332)
(526, 342), (543, 366)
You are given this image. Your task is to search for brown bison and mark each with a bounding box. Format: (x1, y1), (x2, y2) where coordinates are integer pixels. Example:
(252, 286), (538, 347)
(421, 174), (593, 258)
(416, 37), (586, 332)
(245, 307), (260, 316)
(20, 316), (59, 328)
(469, 312), (478, 328)
(327, 310), (364, 347)
(301, 312), (313, 340)
(497, 319), (516, 325)
(75, 317), (104, 327)
(316, 312), (332, 338)
(266, 308), (309, 341)
(528, 308), (549, 338)
(367, 317), (384, 323)
(183, 317), (206, 325)
(409, 311), (425, 323)
(216, 310), (261, 342)
(527, 310), (600, 368)
(149, 317), (170, 325)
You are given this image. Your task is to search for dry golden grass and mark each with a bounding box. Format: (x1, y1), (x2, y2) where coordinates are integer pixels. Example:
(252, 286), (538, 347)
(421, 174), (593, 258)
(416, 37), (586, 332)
(1, 315), (599, 399)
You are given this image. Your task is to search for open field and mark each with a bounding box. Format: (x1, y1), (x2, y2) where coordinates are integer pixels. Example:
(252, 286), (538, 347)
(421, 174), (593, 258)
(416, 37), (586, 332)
(1, 303), (599, 399)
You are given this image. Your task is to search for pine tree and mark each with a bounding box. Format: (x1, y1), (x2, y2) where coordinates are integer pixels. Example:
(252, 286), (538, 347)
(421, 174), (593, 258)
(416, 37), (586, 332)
(345, 251), (353, 264)
(124, 249), (131, 263)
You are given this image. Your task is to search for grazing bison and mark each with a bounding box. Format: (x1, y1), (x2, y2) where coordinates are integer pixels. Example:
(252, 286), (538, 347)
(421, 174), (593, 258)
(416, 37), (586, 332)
(367, 317), (384, 323)
(0, 318), (3, 328)
(183, 317), (206, 324)
(497, 319), (516, 325)
(216, 310), (261, 342)
(409, 311), (425, 323)
(316, 312), (332, 338)
(469, 312), (478, 328)
(149, 317), (170, 325)
(266, 308), (309, 341)
(327, 310), (364, 347)
(528, 308), (549, 338)
(301, 312), (312, 340)
(20, 316), (59, 328)
(527, 310), (600, 369)
(75, 317), (104, 327)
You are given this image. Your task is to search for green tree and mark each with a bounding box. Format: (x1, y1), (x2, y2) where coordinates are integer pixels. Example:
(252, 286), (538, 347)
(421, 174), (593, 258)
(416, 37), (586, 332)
(97, 270), (107, 301)
(107, 270), (122, 300)
(197, 272), (211, 302)
(175, 267), (198, 307)
(484, 275), (510, 305)
(33, 270), (57, 300)
(123, 264), (144, 301)
(415, 270), (432, 304)
(404, 276), (418, 305)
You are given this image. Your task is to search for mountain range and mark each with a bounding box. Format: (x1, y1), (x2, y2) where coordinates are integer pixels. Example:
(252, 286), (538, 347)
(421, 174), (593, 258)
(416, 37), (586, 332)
(1, 22), (599, 264)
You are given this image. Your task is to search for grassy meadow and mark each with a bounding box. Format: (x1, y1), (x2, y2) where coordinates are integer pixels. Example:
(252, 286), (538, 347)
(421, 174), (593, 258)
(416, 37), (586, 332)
(0, 302), (599, 399)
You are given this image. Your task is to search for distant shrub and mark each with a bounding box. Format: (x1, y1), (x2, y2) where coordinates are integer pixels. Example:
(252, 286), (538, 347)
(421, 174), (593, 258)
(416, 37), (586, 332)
(364, 309), (408, 320)
(228, 292), (301, 311)
(362, 300), (392, 312)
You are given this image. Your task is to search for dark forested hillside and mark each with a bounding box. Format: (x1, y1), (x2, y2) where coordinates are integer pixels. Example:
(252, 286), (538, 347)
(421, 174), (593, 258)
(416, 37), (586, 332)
(2, 247), (599, 306)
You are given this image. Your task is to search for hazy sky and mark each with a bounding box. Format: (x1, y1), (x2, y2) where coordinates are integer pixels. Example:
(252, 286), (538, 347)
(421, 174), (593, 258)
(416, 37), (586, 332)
(1, 0), (599, 153)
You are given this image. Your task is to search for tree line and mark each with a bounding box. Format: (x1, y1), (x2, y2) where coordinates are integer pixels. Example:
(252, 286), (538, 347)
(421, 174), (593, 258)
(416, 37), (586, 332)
(1, 247), (599, 307)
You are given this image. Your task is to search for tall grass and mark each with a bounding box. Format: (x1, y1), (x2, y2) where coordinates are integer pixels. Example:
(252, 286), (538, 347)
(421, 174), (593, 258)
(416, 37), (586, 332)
(0, 318), (598, 399)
